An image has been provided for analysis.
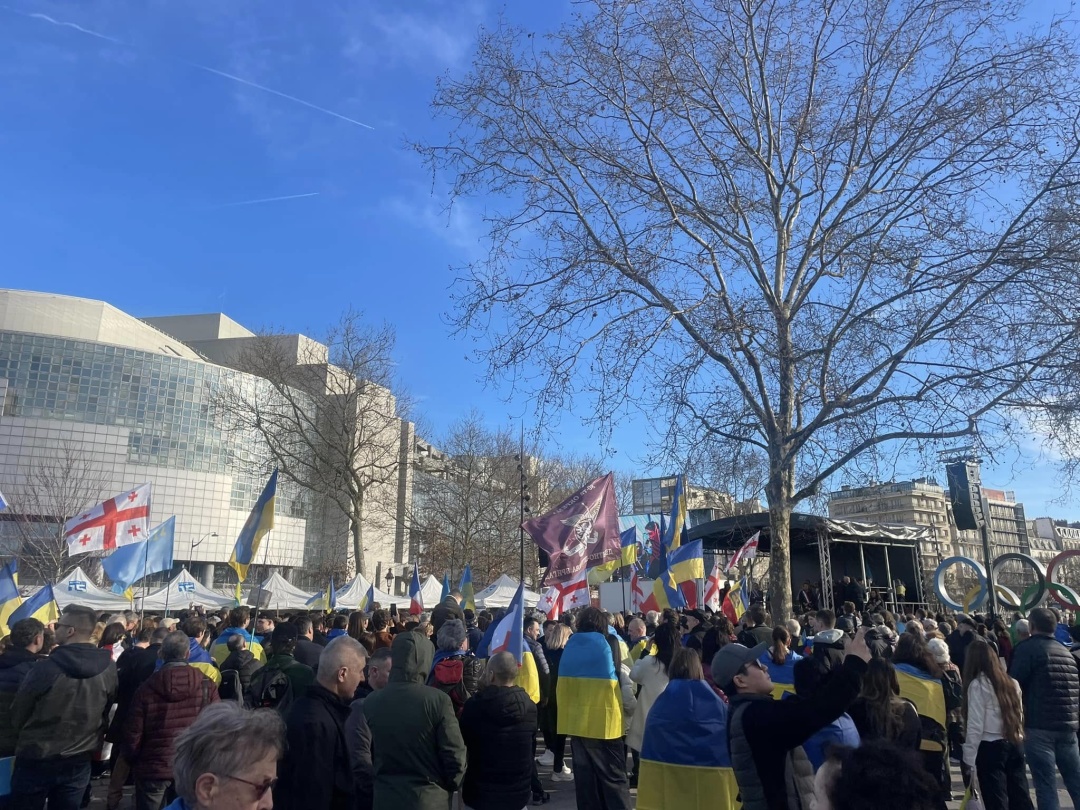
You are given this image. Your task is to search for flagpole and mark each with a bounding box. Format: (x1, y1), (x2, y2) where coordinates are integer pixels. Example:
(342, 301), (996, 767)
(249, 531), (272, 645)
(140, 527), (151, 625)
(163, 567), (173, 617)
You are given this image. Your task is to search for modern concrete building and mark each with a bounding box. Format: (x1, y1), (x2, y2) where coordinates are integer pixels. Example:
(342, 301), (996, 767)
(0, 290), (414, 589)
(630, 475), (758, 527)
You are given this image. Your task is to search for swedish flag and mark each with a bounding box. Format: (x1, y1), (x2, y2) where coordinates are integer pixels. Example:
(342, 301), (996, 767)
(229, 470), (277, 581)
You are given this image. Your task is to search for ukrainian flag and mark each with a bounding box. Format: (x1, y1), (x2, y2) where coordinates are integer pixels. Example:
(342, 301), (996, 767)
(556, 631), (622, 740)
(588, 526), (639, 585)
(359, 583), (376, 612)
(210, 631), (266, 665)
(229, 470), (278, 581)
(0, 560), (22, 637)
(458, 565), (475, 612)
(661, 474), (688, 553)
(515, 647), (541, 704)
(895, 663), (947, 753)
(10, 584), (59, 627)
(638, 679), (741, 810)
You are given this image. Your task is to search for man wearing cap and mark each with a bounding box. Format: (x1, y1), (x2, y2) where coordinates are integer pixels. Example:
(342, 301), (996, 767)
(680, 610), (708, 651)
(714, 627), (871, 810)
(946, 614), (977, 674)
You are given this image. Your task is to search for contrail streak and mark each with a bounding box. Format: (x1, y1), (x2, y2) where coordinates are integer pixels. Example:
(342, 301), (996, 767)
(1, 7), (121, 43)
(215, 192), (321, 208)
(4, 6), (375, 130)
(187, 63), (375, 130)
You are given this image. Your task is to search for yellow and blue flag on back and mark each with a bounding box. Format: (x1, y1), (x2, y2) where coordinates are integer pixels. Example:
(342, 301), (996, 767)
(229, 469), (277, 581)
(459, 565), (475, 611)
(0, 560), (22, 636)
(638, 679), (741, 810)
(760, 648), (802, 701)
(588, 525), (639, 585)
(10, 583), (59, 627)
(660, 474), (688, 554)
(556, 631), (623, 740)
(895, 663), (947, 753)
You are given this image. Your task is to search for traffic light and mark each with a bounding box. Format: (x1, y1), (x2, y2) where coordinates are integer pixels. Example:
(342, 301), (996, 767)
(946, 461), (984, 531)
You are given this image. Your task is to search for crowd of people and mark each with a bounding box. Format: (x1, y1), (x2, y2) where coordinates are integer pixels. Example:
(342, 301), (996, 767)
(0, 589), (1078, 810)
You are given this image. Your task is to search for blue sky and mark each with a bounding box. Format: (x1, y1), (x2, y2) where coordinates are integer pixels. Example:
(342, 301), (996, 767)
(2, 0), (1077, 521)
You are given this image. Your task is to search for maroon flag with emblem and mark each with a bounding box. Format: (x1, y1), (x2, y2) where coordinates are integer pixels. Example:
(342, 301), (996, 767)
(523, 473), (620, 585)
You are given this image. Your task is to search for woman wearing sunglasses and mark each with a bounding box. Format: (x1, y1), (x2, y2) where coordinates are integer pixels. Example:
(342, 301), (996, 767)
(166, 702), (284, 810)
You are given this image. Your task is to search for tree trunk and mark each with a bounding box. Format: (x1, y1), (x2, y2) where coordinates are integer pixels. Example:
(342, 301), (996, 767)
(351, 488), (366, 579)
(766, 464), (796, 624)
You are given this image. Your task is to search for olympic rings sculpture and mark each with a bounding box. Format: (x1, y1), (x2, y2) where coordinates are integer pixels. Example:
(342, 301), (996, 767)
(933, 551), (1080, 613)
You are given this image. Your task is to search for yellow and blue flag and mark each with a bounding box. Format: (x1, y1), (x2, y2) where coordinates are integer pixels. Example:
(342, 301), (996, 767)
(0, 560), (22, 636)
(306, 576), (337, 612)
(661, 474), (688, 554)
(588, 525), (639, 585)
(637, 678), (740, 810)
(641, 539), (704, 612)
(440, 573), (451, 603)
(459, 565), (475, 611)
(895, 663), (947, 753)
(556, 631), (622, 740)
(10, 583), (59, 627)
(103, 516), (176, 593)
(359, 582), (376, 612)
(722, 577), (748, 625)
(229, 470), (277, 581)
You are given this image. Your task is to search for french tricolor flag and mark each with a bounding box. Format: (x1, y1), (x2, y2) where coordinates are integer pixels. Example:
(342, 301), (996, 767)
(489, 582), (525, 664)
(409, 562), (423, 615)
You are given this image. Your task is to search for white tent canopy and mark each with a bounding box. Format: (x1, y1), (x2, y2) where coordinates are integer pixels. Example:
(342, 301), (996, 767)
(335, 574), (410, 609)
(251, 572), (316, 611)
(53, 566), (133, 612)
(142, 568), (236, 611)
(474, 574), (542, 609)
(418, 574), (444, 611)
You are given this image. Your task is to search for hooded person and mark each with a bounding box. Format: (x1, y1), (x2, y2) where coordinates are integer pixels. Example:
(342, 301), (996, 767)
(427, 619), (484, 718)
(363, 630), (467, 810)
(9, 604), (120, 808)
(431, 592), (466, 636)
(801, 609), (847, 678)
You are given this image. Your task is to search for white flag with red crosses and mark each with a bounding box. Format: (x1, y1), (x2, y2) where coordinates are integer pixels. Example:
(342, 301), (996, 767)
(64, 484), (152, 555)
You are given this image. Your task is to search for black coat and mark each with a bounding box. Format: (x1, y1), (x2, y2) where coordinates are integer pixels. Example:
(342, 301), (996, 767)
(108, 644), (162, 742)
(294, 637), (323, 672)
(345, 698), (374, 810)
(0, 648), (42, 756)
(277, 684), (355, 810)
(459, 685), (538, 810)
(1010, 634), (1080, 733)
(219, 649), (261, 692)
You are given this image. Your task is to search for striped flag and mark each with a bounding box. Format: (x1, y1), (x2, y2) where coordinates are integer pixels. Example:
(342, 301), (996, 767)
(630, 570), (645, 613)
(489, 582), (525, 663)
(409, 562), (423, 615)
(726, 531), (760, 573)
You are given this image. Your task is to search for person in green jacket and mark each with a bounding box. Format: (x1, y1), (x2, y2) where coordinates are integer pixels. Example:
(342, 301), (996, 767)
(364, 630), (467, 810)
(246, 623), (315, 712)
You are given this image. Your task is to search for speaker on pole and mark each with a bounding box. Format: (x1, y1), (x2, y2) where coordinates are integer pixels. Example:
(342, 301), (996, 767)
(946, 461), (984, 531)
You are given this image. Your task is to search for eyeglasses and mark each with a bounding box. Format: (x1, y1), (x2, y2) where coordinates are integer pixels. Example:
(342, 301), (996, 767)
(221, 774), (277, 799)
(738, 659), (767, 676)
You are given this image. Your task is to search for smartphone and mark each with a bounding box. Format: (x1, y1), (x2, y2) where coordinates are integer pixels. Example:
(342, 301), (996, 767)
(390, 605), (398, 617)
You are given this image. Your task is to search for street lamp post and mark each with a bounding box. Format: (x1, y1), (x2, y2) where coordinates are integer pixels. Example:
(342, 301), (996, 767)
(385, 568), (395, 597)
(188, 532), (218, 575)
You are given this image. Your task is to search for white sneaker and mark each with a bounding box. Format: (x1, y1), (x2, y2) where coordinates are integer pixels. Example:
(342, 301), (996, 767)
(552, 767), (574, 782)
(536, 750), (554, 767)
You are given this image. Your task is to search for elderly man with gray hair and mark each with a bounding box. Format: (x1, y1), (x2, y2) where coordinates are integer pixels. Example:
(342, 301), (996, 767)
(166, 701), (284, 810)
(427, 619), (484, 717)
(273, 635), (369, 810)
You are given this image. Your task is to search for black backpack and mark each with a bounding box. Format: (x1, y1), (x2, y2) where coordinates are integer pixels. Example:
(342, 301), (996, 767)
(245, 664), (296, 713)
(219, 668), (243, 703)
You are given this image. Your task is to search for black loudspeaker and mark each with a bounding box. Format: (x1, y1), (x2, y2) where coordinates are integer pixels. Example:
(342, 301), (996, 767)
(946, 462), (984, 531)
(538, 548), (550, 569)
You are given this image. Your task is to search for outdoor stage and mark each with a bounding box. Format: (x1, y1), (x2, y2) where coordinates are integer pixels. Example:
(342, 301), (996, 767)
(686, 512), (932, 611)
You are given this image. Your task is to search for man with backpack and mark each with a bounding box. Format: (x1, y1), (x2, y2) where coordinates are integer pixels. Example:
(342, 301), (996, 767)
(245, 623), (315, 713)
(218, 634), (261, 703)
(427, 620), (484, 718)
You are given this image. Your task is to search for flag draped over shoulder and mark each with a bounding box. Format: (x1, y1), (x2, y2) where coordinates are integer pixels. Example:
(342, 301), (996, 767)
(895, 663), (947, 753)
(0, 560), (21, 636)
(588, 525), (639, 585)
(10, 584), (59, 627)
(458, 565), (475, 611)
(556, 631), (622, 740)
(637, 679), (740, 810)
(65, 484), (151, 554)
(523, 473), (621, 585)
(229, 470), (277, 581)
(103, 516), (176, 593)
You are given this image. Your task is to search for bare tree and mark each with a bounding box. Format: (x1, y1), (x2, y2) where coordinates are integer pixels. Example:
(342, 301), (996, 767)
(215, 311), (408, 579)
(422, 0), (1080, 620)
(3, 442), (109, 584)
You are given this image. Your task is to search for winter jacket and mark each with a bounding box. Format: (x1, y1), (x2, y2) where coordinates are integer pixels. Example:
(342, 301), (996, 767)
(963, 674), (1023, 768)
(459, 685), (537, 810)
(373, 630), (394, 650)
(946, 627), (977, 674)
(294, 637), (323, 671)
(539, 646), (563, 735)
(106, 643), (162, 743)
(864, 626), (896, 660)
(248, 653), (315, 706)
(10, 642), (118, 760)
(363, 631), (467, 810)
(0, 648), (42, 756)
(848, 696), (921, 749)
(427, 652), (485, 717)
(276, 684), (356, 810)
(430, 595), (465, 633)
(800, 712), (860, 771)
(727, 655), (867, 810)
(1010, 634), (1080, 733)
(346, 697), (374, 810)
(737, 625), (773, 649)
(795, 629), (847, 694)
(122, 662), (219, 780)
(627, 654), (667, 751)
(219, 648), (261, 692)
(154, 638), (219, 684)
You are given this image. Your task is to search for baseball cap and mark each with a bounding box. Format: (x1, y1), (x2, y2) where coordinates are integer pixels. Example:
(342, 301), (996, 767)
(271, 623), (299, 645)
(710, 642), (768, 688)
(836, 616), (855, 633)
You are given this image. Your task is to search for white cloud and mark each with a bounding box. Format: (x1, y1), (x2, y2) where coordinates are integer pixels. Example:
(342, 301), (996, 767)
(343, 0), (486, 74)
(383, 193), (484, 255)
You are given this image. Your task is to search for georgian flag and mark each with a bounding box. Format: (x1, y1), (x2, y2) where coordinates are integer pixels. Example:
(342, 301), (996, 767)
(64, 484), (151, 554)
(704, 561), (722, 611)
(489, 582), (526, 663)
(725, 531), (760, 574)
(560, 568), (590, 611)
(631, 570), (645, 613)
(536, 586), (562, 620)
